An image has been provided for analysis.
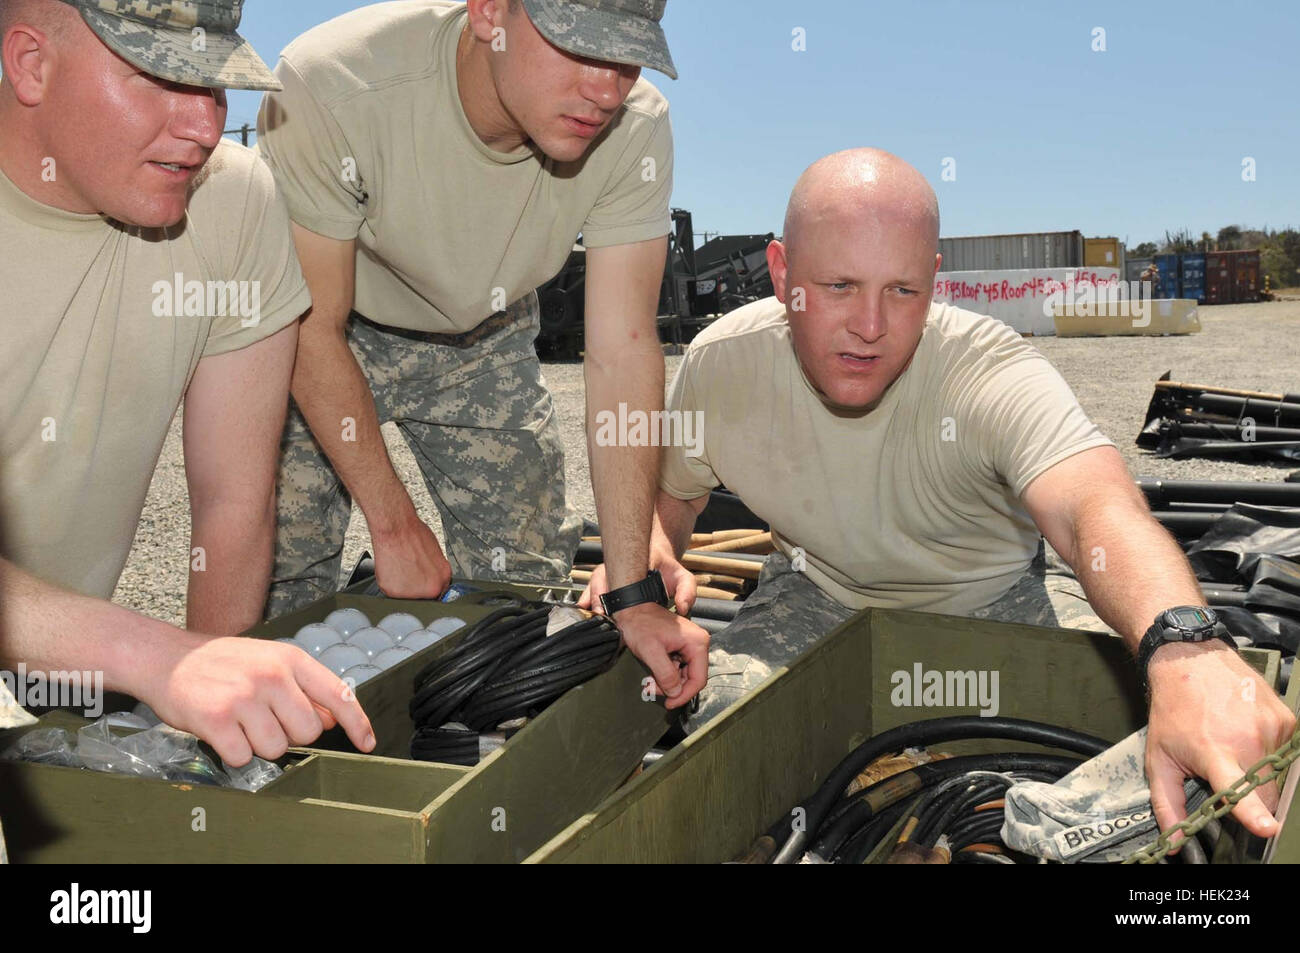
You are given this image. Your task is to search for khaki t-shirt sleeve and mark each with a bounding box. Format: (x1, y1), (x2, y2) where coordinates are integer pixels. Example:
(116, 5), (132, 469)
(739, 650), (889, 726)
(201, 153), (311, 357)
(581, 108), (674, 249)
(659, 352), (720, 500)
(257, 58), (367, 240)
(963, 351), (1116, 498)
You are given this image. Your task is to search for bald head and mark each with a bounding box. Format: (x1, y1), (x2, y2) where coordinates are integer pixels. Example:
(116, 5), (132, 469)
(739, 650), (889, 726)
(765, 148), (942, 412)
(783, 148), (940, 264)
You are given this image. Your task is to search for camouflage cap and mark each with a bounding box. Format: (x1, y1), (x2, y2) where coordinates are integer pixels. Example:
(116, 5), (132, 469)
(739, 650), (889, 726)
(520, 0), (677, 80)
(1002, 727), (1212, 863)
(55, 0), (281, 92)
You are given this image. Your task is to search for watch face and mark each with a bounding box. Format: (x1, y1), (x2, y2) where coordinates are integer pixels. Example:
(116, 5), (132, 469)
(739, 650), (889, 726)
(1167, 606), (1214, 630)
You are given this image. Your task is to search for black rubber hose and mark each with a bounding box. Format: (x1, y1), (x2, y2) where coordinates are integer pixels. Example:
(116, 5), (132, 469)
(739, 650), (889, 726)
(691, 597), (743, 622)
(899, 774), (991, 849)
(807, 754), (1084, 862)
(912, 776), (1012, 848)
(947, 814), (1012, 853)
(833, 799), (914, 865)
(830, 766), (1057, 855)
(772, 717), (1112, 865)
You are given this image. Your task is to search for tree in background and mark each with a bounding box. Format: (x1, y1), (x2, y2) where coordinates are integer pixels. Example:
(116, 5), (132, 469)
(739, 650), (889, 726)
(1162, 228), (1200, 253)
(1261, 245), (1297, 291)
(1217, 225), (1243, 249)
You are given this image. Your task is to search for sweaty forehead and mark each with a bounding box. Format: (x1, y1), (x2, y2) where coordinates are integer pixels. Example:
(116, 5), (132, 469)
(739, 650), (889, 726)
(788, 195), (937, 272)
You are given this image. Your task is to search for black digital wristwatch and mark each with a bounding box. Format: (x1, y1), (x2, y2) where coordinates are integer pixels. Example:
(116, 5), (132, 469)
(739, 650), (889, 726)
(1136, 605), (1236, 694)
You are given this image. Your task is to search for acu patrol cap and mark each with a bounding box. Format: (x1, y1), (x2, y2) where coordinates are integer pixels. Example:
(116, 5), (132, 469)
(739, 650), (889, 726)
(55, 0), (280, 91)
(519, 0), (677, 80)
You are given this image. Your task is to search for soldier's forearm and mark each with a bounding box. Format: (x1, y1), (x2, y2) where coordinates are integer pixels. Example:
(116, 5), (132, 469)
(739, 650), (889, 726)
(187, 500), (275, 636)
(0, 557), (193, 699)
(1067, 497), (1205, 649)
(585, 346), (664, 590)
(654, 491), (704, 561)
(290, 322), (415, 537)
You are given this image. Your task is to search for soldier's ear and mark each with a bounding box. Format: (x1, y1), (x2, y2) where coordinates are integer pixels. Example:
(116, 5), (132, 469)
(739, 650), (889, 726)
(465, 0), (510, 43)
(767, 241), (790, 303)
(3, 19), (59, 106)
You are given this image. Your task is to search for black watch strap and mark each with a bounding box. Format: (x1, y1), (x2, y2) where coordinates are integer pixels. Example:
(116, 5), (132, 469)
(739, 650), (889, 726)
(600, 569), (670, 617)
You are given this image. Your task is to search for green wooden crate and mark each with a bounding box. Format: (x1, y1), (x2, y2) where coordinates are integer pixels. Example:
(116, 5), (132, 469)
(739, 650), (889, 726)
(526, 607), (1290, 864)
(0, 586), (673, 863)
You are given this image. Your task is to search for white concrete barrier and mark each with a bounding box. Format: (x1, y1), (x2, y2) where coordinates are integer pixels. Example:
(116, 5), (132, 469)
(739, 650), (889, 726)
(932, 267), (1125, 335)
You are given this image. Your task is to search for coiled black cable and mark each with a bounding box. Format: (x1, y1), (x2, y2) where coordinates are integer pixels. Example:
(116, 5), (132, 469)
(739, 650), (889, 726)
(408, 604), (622, 764)
(771, 716), (1113, 864)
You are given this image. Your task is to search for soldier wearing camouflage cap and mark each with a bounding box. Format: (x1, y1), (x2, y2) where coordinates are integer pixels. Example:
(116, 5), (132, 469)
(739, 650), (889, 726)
(259, 0), (708, 707)
(0, 0), (376, 776)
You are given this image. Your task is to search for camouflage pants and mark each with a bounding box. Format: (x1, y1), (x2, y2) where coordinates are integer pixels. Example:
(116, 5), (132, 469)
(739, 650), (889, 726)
(688, 542), (1113, 730)
(265, 292), (583, 619)
(967, 539), (1114, 635)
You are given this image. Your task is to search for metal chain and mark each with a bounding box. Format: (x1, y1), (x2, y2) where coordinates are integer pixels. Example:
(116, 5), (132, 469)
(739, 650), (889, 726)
(1124, 724), (1300, 864)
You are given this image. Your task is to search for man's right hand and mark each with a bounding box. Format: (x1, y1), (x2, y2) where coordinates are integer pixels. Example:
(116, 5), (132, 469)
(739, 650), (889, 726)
(143, 634), (377, 767)
(371, 517), (453, 600)
(609, 602), (710, 710)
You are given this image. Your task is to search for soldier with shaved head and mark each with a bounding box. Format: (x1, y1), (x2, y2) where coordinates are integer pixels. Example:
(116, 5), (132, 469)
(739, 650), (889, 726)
(604, 148), (1293, 841)
(0, 0), (376, 815)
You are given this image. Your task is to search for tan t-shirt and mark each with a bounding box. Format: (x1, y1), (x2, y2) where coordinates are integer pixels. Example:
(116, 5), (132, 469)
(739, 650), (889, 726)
(0, 140), (310, 599)
(256, 0), (674, 334)
(661, 298), (1116, 614)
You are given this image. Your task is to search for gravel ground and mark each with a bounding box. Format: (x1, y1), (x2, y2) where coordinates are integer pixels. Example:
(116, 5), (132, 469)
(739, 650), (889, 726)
(113, 299), (1300, 626)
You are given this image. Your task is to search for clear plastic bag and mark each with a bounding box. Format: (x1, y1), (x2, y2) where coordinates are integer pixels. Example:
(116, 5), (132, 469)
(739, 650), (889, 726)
(2, 727), (78, 767)
(4, 716), (281, 791)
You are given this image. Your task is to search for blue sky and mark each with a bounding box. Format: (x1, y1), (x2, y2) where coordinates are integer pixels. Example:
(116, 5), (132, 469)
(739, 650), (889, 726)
(227, 0), (1298, 247)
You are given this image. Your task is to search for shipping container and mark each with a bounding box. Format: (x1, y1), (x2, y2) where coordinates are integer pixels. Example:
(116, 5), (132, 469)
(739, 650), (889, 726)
(938, 230), (1083, 272)
(1232, 250), (1261, 303)
(1084, 237), (1123, 270)
(1179, 252), (1206, 304)
(1154, 253), (1181, 298)
(1205, 252), (1234, 305)
(1125, 256), (1153, 284)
